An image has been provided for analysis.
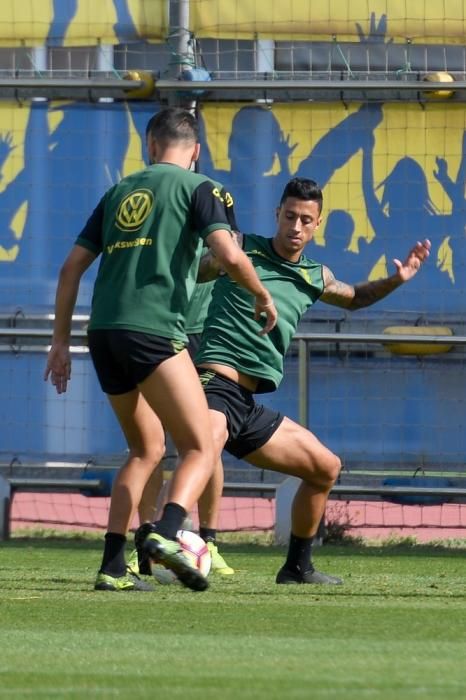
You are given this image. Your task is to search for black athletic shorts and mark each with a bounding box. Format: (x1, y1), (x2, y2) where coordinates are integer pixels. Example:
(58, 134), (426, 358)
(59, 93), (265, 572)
(88, 329), (186, 395)
(187, 333), (202, 361)
(198, 369), (284, 459)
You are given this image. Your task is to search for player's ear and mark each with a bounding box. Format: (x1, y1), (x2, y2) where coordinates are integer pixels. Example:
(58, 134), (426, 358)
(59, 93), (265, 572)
(146, 134), (156, 164)
(275, 206), (280, 221)
(315, 214), (323, 230)
(191, 142), (201, 163)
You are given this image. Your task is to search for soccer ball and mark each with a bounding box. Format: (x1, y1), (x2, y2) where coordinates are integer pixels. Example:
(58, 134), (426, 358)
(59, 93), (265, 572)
(151, 529), (211, 585)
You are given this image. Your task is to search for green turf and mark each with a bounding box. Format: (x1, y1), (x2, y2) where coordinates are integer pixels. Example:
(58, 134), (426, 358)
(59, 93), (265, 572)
(0, 535), (465, 699)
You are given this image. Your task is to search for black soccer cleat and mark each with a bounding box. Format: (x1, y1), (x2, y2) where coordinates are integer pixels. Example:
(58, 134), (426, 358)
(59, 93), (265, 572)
(134, 522), (156, 576)
(276, 565), (343, 585)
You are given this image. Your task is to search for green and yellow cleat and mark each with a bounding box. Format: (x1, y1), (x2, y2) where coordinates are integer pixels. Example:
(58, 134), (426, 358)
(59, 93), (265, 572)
(126, 548), (140, 576)
(207, 541), (235, 576)
(94, 570), (154, 592)
(142, 529), (209, 592)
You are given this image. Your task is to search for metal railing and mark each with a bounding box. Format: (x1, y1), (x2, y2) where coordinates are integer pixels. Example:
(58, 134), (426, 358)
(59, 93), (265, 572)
(293, 331), (466, 427)
(156, 76), (466, 103)
(5, 477), (466, 502)
(0, 73), (144, 100)
(0, 73), (464, 102)
(1, 318), (465, 428)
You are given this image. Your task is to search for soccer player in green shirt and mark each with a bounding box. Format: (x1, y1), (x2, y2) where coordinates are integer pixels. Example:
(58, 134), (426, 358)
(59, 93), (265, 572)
(44, 107), (277, 592)
(194, 177), (431, 584)
(134, 278), (235, 577)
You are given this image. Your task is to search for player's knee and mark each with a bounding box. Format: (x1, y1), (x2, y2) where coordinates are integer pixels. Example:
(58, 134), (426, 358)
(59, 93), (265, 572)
(130, 440), (165, 467)
(212, 425), (229, 454)
(178, 438), (215, 465)
(328, 453), (342, 485)
(313, 452), (341, 489)
(150, 440), (166, 466)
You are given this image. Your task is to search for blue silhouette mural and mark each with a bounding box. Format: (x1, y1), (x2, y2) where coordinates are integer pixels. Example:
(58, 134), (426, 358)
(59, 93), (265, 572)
(361, 120), (466, 310)
(433, 131), (466, 285)
(198, 103), (384, 239)
(319, 209), (370, 281)
(46, 0), (141, 46)
(46, 0), (78, 45)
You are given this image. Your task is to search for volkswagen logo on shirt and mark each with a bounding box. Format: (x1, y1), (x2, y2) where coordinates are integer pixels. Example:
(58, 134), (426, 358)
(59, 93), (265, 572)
(116, 189), (154, 231)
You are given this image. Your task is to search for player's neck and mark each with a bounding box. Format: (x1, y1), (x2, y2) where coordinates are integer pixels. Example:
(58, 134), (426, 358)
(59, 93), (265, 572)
(271, 238), (302, 263)
(154, 156), (191, 169)
(154, 146), (196, 170)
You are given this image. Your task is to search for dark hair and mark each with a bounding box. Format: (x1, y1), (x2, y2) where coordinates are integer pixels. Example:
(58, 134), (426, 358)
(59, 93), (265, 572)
(279, 177), (323, 213)
(145, 107), (199, 145)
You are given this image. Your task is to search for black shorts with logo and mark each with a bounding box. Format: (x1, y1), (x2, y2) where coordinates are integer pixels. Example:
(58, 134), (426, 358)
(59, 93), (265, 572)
(88, 329), (186, 395)
(198, 369), (284, 459)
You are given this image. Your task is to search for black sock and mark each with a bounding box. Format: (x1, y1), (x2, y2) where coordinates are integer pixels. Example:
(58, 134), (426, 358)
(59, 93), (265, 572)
(199, 527), (216, 543)
(285, 534), (313, 574)
(100, 532), (127, 576)
(154, 502), (187, 540)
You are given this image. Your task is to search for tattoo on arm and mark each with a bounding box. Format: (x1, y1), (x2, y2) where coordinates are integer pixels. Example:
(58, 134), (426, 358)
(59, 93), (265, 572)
(197, 251), (222, 282)
(197, 230), (242, 282)
(320, 266), (402, 310)
(320, 267), (355, 308)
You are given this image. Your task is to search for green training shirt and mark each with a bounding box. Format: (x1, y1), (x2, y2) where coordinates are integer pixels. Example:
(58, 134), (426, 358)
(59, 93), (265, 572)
(195, 233), (324, 392)
(185, 280), (215, 334)
(76, 163), (233, 341)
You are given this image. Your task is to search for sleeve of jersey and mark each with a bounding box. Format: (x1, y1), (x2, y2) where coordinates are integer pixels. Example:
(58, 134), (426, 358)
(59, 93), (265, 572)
(74, 197), (105, 255)
(221, 186), (239, 232)
(190, 180), (235, 240)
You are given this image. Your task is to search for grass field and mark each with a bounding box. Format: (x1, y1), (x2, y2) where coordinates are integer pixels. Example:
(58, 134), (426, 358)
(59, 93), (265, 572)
(0, 534), (465, 699)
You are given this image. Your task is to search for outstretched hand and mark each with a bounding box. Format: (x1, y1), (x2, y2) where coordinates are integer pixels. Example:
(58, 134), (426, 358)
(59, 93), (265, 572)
(277, 131), (298, 173)
(392, 239), (431, 282)
(356, 12), (393, 44)
(0, 131), (15, 170)
(433, 156), (448, 183)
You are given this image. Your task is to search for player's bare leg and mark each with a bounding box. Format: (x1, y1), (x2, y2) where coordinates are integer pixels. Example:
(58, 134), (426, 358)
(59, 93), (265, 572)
(106, 391), (165, 534)
(135, 350), (215, 590)
(198, 459), (235, 575)
(95, 391), (165, 592)
(126, 461), (165, 576)
(203, 406), (339, 583)
(198, 459), (223, 533)
(137, 462), (164, 524)
(245, 417), (342, 584)
(139, 349), (215, 512)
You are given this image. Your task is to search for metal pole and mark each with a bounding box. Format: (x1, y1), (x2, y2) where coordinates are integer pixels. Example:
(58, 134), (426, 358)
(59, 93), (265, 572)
(31, 47), (48, 102)
(97, 43), (115, 103)
(174, 0), (194, 73)
(256, 39), (275, 73)
(256, 39), (275, 104)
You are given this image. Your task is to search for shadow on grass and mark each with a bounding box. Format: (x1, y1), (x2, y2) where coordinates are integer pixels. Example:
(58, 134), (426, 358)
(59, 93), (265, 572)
(211, 539), (466, 560)
(3, 530), (466, 560)
(324, 541), (466, 559)
(3, 535), (104, 552)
